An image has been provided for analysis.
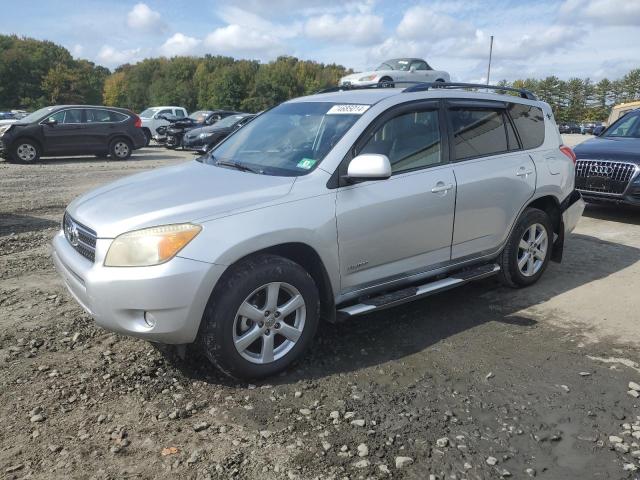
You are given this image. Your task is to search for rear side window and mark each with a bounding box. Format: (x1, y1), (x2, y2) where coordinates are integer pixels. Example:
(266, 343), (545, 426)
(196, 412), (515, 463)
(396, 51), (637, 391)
(508, 103), (545, 149)
(358, 109), (441, 174)
(449, 108), (509, 160)
(109, 111), (128, 122)
(174, 109), (186, 118)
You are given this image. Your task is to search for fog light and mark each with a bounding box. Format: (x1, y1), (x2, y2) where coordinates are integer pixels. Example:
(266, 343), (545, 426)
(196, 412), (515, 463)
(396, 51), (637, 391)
(144, 312), (157, 328)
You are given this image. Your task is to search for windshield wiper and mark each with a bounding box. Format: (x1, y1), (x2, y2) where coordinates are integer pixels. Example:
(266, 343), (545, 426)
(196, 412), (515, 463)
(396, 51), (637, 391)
(215, 158), (261, 174)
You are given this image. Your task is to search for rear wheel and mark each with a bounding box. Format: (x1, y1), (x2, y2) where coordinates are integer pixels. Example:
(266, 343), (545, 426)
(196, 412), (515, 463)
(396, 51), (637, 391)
(142, 129), (152, 147)
(498, 208), (553, 288)
(12, 139), (40, 163)
(109, 138), (132, 160)
(199, 254), (320, 379)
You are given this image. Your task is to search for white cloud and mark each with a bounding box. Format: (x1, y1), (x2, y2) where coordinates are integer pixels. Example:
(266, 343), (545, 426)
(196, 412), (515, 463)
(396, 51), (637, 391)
(159, 33), (200, 57)
(97, 45), (142, 66)
(305, 13), (384, 45)
(71, 44), (84, 57)
(560, 0), (640, 26)
(204, 25), (284, 57)
(217, 6), (302, 39)
(397, 6), (474, 41)
(126, 3), (167, 33)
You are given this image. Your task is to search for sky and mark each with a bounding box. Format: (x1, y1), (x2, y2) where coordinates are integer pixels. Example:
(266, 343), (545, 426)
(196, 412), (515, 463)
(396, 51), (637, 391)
(1, 0), (639, 82)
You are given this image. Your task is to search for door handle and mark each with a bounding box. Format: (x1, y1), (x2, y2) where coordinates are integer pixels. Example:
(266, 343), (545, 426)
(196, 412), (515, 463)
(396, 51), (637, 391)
(431, 182), (453, 193)
(516, 168), (534, 177)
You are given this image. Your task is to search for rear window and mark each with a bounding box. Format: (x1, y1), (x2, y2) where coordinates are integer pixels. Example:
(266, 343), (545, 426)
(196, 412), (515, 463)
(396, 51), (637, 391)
(508, 103), (545, 150)
(449, 108), (509, 160)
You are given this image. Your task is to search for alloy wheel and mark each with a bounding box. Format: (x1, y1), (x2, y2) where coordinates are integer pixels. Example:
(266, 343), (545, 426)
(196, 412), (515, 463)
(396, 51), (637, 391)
(517, 223), (548, 277)
(114, 141), (129, 158)
(232, 282), (306, 364)
(16, 143), (37, 162)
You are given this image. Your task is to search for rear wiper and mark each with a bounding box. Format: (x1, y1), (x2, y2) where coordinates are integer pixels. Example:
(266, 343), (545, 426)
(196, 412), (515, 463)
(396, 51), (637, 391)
(215, 159), (260, 174)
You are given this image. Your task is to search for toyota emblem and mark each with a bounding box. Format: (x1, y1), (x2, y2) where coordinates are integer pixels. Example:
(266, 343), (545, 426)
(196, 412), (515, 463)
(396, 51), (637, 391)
(65, 219), (80, 247)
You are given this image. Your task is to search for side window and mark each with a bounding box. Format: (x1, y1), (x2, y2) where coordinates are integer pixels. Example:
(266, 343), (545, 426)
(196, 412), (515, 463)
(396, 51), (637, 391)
(63, 109), (83, 124)
(48, 110), (66, 123)
(174, 109), (186, 118)
(85, 109), (113, 123)
(157, 109), (172, 117)
(607, 112), (639, 137)
(412, 61), (428, 70)
(109, 111), (128, 122)
(358, 109), (441, 174)
(449, 108), (509, 160)
(508, 103), (545, 150)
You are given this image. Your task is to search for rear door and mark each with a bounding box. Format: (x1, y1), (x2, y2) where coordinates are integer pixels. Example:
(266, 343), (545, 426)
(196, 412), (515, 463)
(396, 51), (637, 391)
(447, 101), (536, 259)
(83, 108), (129, 151)
(41, 108), (85, 154)
(336, 101), (456, 291)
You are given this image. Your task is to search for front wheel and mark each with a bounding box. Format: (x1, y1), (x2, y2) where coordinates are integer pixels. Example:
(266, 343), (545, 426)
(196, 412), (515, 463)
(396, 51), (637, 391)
(498, 208), (553, 288)
(12, 140), (41, 163)
(199, 254), (320, 379)
(378, 77), (394, 88)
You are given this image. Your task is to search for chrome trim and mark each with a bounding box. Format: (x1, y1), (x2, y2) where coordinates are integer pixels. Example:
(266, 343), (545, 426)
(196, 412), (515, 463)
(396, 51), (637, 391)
(575, 159), (639, 196)
(63, 213), (97, 263)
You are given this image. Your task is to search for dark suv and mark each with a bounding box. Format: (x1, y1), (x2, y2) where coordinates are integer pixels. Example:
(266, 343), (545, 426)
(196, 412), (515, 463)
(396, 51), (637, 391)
(0, 105), (147, 163)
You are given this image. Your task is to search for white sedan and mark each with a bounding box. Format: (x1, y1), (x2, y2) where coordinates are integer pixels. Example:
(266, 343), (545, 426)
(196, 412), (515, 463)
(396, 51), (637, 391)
(339, 58), (450, 87)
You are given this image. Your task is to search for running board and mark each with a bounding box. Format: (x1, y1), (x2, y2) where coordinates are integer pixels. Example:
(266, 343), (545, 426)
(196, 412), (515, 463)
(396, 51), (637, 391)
(337, 263), (500, 319)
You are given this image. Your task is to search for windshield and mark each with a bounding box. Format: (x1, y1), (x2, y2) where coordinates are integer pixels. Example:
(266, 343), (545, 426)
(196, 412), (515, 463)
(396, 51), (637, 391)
(376, 59), (411, 71)
(604, 112), (640, 138)
(203, 102), (366, 176)
(189, 111), (212, 122)
(213, 115), (247, 129)
(20, 106), (58, 123)
(139, 108), (158, 118)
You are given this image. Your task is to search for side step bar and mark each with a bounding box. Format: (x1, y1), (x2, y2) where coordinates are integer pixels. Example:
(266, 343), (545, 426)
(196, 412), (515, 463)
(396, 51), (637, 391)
(337, 263), (500, 319)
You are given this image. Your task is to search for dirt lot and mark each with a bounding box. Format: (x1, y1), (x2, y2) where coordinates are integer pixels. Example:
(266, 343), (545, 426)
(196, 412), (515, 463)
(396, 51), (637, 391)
(2, 138), (640, 479)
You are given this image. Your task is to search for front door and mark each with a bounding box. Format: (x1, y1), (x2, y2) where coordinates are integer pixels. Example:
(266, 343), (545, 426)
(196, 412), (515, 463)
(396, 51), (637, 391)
(446, 101), (536, 259)
(336, 102), (456, 292)
(42, 108), (85, 154)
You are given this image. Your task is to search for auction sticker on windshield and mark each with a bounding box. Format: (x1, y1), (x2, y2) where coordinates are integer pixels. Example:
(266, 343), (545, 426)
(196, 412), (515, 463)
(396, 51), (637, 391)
(297, 158), (317, 169)
(327, 104), (370, 115)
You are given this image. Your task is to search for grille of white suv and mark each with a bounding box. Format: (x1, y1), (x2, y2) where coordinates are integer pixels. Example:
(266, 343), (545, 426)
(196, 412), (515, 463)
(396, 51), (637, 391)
(575, 160), (637, 195)
(63, 213), (97, 262)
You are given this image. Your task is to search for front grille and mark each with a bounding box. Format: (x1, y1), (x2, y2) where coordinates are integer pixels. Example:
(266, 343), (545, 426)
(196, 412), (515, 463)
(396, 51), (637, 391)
(575, 160), (638, 195)
(63, 213), (97, 262)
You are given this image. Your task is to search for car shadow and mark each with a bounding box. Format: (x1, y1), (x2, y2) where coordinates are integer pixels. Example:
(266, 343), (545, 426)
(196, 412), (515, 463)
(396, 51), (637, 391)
(582, 203), (640, 226)
(0, 213), (59, 237)
(171, 232), (640, 386)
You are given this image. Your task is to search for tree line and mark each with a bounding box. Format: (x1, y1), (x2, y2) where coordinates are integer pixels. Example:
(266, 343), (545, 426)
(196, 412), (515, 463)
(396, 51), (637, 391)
(2, 34), (640, 122)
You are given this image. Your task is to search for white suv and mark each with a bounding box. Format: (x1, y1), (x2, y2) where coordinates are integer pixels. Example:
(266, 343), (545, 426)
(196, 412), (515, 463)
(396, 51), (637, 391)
(139, 106), (188, 145)
(53, 82), (584, 379)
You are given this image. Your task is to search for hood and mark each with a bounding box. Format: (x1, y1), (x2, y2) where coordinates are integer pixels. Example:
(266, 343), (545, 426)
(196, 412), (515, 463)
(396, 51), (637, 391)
(67, 161), (296, 238)
(340, 71), (377, 82)
(574, 136), (640, 163)
(187, 124), (231, 136)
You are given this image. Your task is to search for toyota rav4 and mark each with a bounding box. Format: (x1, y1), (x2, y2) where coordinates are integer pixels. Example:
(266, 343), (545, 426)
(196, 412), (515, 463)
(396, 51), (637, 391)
(52, 83), (584, 379)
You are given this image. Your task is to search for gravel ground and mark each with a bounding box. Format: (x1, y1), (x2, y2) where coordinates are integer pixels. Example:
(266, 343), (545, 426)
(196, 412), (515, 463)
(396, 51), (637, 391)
(2, 138), (640, 479)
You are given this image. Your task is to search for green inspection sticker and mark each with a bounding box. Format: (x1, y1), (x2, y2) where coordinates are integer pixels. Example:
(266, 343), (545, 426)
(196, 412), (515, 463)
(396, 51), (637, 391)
(297, 158), (317, 170)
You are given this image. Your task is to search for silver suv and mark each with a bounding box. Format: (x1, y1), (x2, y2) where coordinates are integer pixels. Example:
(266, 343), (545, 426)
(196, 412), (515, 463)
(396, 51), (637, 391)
(52, 83), (585, 379)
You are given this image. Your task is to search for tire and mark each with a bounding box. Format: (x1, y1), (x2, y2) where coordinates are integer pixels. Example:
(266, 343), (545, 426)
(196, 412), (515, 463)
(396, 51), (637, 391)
(199, 254), (320, 379)
(142, 129), (152, 147)
(109, 138), (132, 160)
(498, 208), (553, 288)
(11, 139), (40, 163)
(378, 77), (394, 88)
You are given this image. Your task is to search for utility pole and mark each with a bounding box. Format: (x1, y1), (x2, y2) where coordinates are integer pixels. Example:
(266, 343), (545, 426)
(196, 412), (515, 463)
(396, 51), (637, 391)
(486, 35), (494, 86)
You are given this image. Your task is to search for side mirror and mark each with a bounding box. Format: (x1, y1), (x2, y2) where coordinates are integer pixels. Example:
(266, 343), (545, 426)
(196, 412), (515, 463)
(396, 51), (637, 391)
(45, 117), (58, 126)
(346, 154), (392, 182)
(593, 125), (605, 136)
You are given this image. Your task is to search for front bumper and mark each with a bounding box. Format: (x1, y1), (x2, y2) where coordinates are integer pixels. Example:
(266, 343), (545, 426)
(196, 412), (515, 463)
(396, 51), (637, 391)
(579, 187), (640, 206)
(52, 231), (225, 344)
(182, 137), (210, 152)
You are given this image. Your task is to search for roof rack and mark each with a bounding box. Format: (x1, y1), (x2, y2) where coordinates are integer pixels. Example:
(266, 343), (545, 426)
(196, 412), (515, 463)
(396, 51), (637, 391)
(403, 82), (538, 100)
(315, 81), (537, 101)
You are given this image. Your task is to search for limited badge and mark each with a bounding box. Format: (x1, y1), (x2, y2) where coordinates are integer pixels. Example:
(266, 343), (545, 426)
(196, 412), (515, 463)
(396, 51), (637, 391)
(297, 158), (317, 169)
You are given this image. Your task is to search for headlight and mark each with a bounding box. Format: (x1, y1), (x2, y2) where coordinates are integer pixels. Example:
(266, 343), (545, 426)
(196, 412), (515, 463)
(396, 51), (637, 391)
(358, 74), (377, 81)
(0, 125), (12, 135)
(199, 132), (214, 138)
(104, 223), (202, 267)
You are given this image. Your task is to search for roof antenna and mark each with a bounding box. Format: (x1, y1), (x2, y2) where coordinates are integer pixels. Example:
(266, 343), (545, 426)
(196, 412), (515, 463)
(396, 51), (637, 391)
(486, 35), (494, 90)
